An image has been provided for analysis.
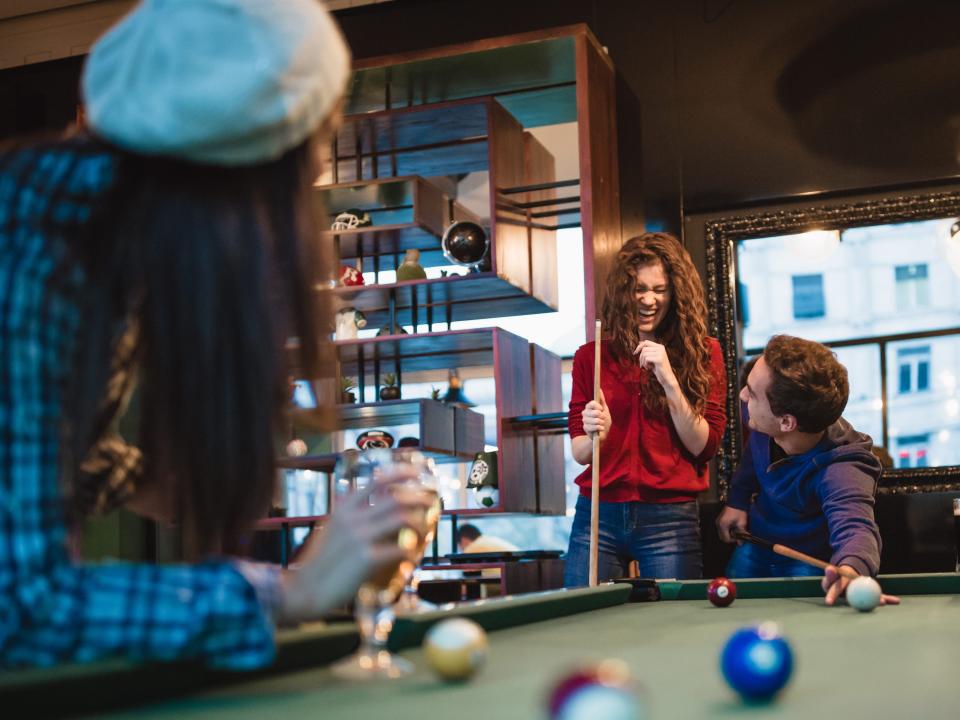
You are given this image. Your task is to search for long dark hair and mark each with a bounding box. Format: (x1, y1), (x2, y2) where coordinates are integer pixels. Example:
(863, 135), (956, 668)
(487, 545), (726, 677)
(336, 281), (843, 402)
(600, 232), (713, 415)
(67, 134), (333, 557)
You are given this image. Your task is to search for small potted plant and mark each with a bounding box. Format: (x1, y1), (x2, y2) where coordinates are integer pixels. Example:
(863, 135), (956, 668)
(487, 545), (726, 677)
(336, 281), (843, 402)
(379, 373), (401, 401)
(339, 376), (357, 404)
(431, 386), (441, 401)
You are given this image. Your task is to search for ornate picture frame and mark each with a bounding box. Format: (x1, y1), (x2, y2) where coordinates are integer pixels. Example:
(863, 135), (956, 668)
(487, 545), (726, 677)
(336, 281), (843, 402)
(702, 188), (960, 498)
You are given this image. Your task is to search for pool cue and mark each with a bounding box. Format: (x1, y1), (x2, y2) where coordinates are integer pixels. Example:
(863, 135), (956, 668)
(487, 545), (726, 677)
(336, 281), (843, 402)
(589, 320), (602, 587)
(732, 530), (859, 580)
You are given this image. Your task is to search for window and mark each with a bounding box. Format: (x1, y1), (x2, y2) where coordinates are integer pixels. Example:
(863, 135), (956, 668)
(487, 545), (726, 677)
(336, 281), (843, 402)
(791, 274), (825, 319)
(896, 345), (931, 394)
(895, 433), (930, 468)
(736, 218), (960, 470)
(894, 264), (929, 310)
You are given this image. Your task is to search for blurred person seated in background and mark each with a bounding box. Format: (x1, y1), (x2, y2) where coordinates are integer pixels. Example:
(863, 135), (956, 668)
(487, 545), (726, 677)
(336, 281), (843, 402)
(457, 524), (520, 554)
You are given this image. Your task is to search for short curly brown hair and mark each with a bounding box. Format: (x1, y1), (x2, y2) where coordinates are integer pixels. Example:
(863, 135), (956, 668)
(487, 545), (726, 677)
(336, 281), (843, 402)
(763, 335), (849, 433)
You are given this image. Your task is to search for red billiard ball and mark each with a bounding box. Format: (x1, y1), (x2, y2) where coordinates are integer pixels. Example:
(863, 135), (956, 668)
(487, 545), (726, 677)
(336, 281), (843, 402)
(707, 577), (737, 607)
(547, 659), (646, 719)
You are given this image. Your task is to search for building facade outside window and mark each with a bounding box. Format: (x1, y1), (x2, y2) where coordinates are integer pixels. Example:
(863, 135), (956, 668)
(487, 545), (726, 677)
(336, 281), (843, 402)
(897, 346), (931, 395)
(895, 433), (930, 468)
(737, 218), (960, 468)
(895, 264), (930, 311)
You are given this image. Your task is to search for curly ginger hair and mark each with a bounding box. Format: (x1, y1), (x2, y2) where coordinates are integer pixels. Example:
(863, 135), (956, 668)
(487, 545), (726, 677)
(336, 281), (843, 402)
(600, 232), (713, 415)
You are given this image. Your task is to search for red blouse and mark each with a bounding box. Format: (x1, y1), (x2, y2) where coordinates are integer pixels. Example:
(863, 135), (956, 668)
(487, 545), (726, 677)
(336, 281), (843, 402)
(568, 338), (728, 503)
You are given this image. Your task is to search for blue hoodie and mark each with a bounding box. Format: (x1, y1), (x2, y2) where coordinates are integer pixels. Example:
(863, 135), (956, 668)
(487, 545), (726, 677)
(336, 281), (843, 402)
(726, 416), (882, 576)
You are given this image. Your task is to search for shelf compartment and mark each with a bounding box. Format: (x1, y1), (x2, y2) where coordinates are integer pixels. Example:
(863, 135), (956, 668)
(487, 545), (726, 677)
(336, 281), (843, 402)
(333, 272), (555, 331)
(332, 98), (503, 182)
(332, 328), (548, 515)
(291, 399), (485, 460)
(348, 35), (577, 128)
(317, 176), (466, 266)
(330, 98), (559, 311)
(334, 327), (516, 377)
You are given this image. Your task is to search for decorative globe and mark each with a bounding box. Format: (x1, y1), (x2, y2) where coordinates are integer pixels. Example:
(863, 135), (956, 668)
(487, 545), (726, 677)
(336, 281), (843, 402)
(441, 221), (489, 268)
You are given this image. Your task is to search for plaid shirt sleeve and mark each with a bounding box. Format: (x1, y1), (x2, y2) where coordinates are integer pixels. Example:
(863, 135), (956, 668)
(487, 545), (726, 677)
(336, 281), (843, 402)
(0, 139), (280, 670)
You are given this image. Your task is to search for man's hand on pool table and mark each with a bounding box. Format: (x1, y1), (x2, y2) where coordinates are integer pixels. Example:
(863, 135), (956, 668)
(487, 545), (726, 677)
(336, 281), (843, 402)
(716, 506), (749, 544)
(822, 565), (902, 607)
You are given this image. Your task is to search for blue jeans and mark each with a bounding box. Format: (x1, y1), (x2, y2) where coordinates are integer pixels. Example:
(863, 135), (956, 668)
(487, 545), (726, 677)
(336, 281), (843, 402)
(726, 542), (825, 578)
(563, 495), (702, 586)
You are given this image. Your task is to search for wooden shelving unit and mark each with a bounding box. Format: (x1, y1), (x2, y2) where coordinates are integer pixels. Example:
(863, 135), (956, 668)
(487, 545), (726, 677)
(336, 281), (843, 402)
(327, 96), (559, 313)
(345, 25), (620, 328)
(273, 25), (620, 571)
(328, 328), (560, 515)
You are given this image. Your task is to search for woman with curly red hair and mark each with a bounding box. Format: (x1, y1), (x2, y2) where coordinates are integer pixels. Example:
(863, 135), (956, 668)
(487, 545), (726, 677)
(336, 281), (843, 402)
(564, 232), (727, 584)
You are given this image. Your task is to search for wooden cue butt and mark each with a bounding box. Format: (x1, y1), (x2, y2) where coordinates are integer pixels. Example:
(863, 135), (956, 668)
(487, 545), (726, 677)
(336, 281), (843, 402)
(589, 320), (602, 587)
(771, 542), (860, 580)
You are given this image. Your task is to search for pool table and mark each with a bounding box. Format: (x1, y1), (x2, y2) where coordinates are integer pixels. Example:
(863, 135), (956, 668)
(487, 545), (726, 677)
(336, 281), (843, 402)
(6, 573), (960, 719)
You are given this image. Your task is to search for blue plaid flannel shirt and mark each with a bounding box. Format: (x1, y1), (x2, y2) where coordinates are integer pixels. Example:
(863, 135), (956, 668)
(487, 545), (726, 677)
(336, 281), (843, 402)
(0, 136), (281, 670)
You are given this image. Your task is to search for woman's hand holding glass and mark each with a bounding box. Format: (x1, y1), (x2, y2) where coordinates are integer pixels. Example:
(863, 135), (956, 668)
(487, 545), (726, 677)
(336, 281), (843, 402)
(278, 456), (436, 627)
(330, 449), (441, 679)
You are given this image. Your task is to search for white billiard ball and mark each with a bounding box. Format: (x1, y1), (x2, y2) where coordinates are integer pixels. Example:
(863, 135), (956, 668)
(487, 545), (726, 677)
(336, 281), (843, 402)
(424, 618), (488, 681)
(846, 576), (882, 612)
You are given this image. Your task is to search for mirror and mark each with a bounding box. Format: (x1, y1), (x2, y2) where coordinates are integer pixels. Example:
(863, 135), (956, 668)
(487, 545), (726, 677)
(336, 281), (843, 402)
(701, 185), (960, 500)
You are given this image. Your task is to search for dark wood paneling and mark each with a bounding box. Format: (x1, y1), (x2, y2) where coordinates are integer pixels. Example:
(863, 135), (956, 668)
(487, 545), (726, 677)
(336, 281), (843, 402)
(494, 330), (536, 513)
(503, 559), (553, 594)
(532, 345), (566, 514)
(488, 100), (529, 292)
(412, 175), (447, 240)
(419, 399), (456, 456)
(575, 34), (621, 339)
(454, 406), (486, 458)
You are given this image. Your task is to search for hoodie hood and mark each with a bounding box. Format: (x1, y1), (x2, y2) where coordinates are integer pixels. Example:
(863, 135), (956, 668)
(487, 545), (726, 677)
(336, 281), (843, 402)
(811, 417), (882, 476)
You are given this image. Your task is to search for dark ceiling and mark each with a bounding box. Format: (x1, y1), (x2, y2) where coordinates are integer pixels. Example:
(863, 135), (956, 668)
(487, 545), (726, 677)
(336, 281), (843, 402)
(3, 0), (958, 233)
(336, 0), (960, 231)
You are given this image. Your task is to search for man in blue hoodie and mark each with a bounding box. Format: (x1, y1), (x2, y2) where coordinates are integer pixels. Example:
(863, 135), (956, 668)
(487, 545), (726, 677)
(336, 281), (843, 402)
(716, 334), (894, 605)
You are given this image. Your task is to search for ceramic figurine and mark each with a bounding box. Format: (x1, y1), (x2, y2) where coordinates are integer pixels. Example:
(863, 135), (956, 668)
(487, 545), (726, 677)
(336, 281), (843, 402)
(334, 307), (367, 340)
(396, 248), (427, 281)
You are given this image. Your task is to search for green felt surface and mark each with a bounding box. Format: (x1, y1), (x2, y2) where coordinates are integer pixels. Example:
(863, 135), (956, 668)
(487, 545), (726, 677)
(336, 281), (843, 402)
(389, 583), (631, 649)
(2, 586), (628, 717)
(93, 579), (960, 720)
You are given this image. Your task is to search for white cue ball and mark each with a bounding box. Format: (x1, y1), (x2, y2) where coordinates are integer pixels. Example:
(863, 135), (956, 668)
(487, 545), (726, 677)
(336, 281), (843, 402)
(846, 576), (882, 612)
(423, 618), (489, 681)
